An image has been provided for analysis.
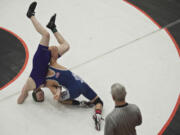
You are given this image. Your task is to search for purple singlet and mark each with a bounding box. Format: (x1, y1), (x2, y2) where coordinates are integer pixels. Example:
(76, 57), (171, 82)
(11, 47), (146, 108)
(30, 45), (51, 88)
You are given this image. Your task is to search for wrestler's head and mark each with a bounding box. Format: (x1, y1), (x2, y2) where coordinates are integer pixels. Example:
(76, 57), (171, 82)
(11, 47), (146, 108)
(32, 88), (44, 102)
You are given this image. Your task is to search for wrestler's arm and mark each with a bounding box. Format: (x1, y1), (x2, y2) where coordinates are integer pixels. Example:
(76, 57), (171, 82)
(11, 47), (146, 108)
(47, 86), (76, 105)
(48, 86), (62, 101)
(54, 86), (62, 100)
(17, 85), (29, 104)
(17, 77), (36, 104)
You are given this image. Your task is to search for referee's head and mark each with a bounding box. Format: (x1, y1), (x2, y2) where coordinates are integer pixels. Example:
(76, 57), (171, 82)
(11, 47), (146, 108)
(111, 83), (126, 102)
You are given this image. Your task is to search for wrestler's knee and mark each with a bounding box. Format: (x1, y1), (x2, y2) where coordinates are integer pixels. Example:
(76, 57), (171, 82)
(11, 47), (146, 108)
(42, 31), (50, 39)
(91, 96), (103, 106)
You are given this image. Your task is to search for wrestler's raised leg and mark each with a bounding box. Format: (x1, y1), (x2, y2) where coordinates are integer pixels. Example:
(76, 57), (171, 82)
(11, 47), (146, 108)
(30, 16), (50, 47)
(27, 1), (50, 46)
(47, 14), (69, 56)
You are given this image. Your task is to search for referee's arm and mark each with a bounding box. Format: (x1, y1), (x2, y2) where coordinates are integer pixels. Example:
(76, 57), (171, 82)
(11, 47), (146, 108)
(136, 107), (142, 126)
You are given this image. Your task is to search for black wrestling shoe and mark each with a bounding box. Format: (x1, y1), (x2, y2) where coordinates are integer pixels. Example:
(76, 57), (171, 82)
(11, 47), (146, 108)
(47, 14), (57, 33)
(27, 1), (37, 18)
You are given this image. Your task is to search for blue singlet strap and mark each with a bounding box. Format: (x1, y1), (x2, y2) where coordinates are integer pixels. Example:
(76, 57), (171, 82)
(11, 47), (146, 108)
(46, 66), (58, 80)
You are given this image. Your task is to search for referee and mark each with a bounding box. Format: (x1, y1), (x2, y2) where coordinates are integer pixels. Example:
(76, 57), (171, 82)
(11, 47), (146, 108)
(104, 83), (142, 135)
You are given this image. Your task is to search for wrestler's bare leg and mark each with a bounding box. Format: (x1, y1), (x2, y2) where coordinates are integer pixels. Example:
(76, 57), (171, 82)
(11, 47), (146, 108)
(31, 16), (50, 47)
(54, 31), (69, 56)
(59, 96), (103, 111)
(59, 100), (74, 105)
(47, 14), (69, 57)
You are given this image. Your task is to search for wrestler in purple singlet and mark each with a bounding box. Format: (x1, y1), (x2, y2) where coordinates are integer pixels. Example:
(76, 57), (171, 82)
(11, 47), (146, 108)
(30, 45), (51, 88)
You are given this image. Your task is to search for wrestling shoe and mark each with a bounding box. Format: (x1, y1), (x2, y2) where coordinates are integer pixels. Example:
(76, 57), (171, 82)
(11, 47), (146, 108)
(93, 110), (104, 131)
(27, 1), (37, 18)
(47, 14), (57, 33)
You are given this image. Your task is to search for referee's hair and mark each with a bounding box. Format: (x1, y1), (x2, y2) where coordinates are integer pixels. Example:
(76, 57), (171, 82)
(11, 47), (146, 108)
(111, 83), (126, 102)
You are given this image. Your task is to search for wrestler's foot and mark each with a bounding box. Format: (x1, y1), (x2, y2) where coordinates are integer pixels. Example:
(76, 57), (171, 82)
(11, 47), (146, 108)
(93, 109), (104, 131)
(17, 91), (28, 104)
(93, 113), (103, 131)
(27, 1), (37, 18)
(47, 14), (57, 33)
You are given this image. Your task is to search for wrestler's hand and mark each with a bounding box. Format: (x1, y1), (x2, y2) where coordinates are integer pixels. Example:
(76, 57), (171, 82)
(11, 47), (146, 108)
(17, 90), (28, 104)
(54, 87), (61, 101)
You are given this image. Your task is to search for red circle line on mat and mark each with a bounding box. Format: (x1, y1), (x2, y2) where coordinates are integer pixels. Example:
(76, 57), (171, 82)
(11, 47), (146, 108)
(0, 27), (29, 90)
(123, 0), (180, 134)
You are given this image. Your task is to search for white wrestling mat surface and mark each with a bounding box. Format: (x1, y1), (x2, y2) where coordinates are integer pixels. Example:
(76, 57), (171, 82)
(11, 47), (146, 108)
(0, 0), (180, 135)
